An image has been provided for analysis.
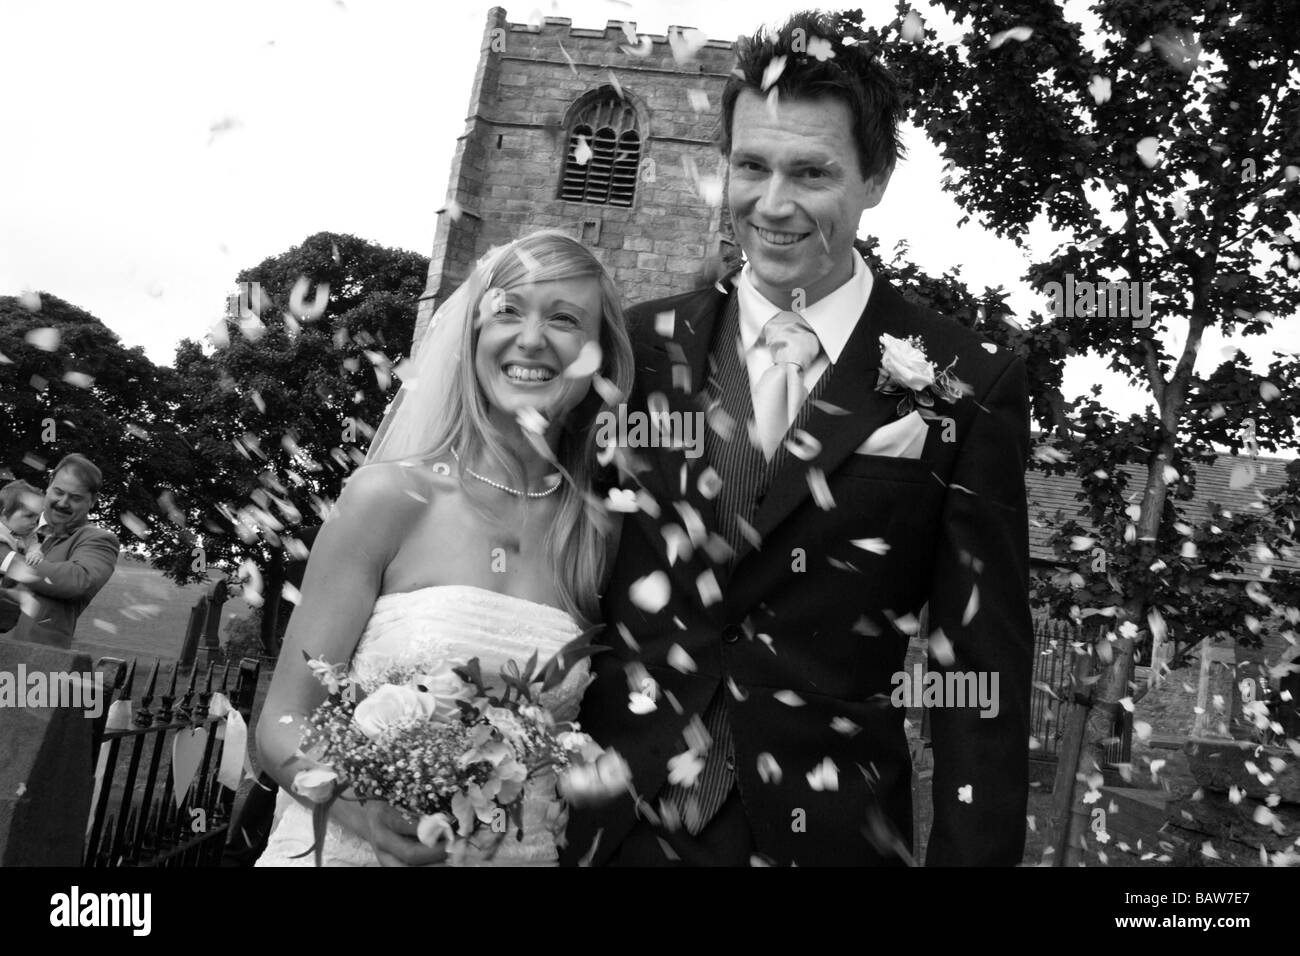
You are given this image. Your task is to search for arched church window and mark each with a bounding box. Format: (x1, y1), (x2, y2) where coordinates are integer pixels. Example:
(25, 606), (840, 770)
(560, 91), (640, 207)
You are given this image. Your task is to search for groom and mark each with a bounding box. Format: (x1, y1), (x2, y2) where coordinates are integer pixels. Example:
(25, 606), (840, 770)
(562, 12), (1032, 866)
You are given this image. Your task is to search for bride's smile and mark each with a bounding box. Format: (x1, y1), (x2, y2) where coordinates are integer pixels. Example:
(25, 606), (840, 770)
(474, 277), (604, 428)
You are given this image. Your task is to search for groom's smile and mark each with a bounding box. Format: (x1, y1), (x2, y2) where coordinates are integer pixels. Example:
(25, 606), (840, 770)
(727, 89), (891, 309)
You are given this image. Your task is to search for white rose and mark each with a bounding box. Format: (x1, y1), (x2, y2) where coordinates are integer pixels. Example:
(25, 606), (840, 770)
(416, 812), (456, 850)
(879, 334), (935, 391)
(352, 683), (439, 740)
(409, 668), (470, 719)
(291, 767), (338, 804)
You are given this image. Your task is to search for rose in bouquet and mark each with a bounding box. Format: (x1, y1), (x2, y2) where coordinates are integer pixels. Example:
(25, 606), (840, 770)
(288, 642), (630, 866)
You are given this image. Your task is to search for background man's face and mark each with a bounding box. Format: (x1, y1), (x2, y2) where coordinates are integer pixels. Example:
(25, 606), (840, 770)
(44, 469), (95, 530)
(727, 90), (891, 307)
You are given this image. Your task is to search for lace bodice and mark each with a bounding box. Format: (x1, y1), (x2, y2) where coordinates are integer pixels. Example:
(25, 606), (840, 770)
(256, 585), (589, 867)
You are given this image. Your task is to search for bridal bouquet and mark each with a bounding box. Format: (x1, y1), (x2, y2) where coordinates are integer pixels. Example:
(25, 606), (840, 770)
(290, 645), (631, 866)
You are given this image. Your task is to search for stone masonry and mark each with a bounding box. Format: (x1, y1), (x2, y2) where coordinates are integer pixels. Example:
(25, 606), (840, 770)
(416, 8), (741, 345)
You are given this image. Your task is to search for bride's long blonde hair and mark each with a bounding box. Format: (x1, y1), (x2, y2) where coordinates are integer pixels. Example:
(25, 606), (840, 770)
(375, 230), (635, 627)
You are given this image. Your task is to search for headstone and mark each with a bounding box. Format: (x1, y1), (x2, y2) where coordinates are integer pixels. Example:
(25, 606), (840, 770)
(0, 641), (97, 865)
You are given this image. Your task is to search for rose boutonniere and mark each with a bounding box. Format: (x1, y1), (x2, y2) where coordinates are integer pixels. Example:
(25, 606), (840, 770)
(875, 334), (968, 416)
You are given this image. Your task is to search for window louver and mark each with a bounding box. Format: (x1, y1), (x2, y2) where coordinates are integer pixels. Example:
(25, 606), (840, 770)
(559, 93), (640, 207)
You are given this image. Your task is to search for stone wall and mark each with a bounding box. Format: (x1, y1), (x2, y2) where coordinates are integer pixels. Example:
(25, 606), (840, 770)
(418, 9), (740, 344)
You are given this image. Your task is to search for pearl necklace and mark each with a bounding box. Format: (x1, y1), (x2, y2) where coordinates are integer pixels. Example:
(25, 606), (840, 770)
(451, 449), (561, 498)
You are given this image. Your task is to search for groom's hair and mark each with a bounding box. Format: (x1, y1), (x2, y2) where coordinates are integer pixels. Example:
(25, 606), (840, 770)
(719, 10), (905, 180)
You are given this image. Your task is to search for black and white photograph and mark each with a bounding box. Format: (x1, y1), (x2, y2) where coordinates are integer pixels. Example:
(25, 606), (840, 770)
(0, 0), (1296, 934)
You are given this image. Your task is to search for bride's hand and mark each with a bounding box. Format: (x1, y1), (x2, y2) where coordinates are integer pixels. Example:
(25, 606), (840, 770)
(365, 802), (447, 867)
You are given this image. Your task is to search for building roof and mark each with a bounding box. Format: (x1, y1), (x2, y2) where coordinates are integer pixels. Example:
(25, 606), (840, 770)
(1026, 448), (1299, 574)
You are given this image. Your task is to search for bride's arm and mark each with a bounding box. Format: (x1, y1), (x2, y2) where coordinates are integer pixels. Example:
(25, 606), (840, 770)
(255, 462), (443, 864)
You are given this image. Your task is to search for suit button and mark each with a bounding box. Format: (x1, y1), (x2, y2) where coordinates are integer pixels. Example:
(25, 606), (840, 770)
(722, 625), (743, 644)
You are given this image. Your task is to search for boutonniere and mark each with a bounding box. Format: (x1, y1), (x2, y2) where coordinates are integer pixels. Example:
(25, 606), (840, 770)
(875, 334), (967, 416)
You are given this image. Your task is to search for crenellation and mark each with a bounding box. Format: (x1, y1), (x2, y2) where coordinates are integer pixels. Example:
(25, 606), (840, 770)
(418, 7), (738, 342)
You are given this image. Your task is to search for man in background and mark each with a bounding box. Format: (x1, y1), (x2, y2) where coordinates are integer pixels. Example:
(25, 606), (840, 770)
(0, 454), (120, 647)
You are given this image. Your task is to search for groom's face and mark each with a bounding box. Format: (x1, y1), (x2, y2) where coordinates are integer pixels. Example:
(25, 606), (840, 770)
(727, 90), (891, 307)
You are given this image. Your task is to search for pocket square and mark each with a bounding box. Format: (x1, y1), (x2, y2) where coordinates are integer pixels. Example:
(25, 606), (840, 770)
(855, 411), (929, 460)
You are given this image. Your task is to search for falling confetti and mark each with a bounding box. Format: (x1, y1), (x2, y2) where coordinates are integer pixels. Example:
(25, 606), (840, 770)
(988, 26), (1033, 49)
(1088, 75), (1112, 105)
(806, 757), (839, 791)
(957, 784), (973, 803)
(289, 276), (329, 320)
(628, 691), (657, 715)
(687, 89), (710, 113)
(760, 55), (787, 92)
(564, 341), (602, 378)
(667, 644), (697, 674)
(25, 327), (60, 351)
(629, 571), (670, 613)
(667, 750), (705, 788)
(774, 690), (805, 707)
(120, 512), (151, 539)
(962, 584), (979, 626)
(805, 36), (835, 61)
(19, 290), (42, 312)
(1136, 137), (1162, 168)
(929, 628), (956, 665)
(850, 538), (891, 555)
(757, 753), (782, 784)
(900, 10), (924, 43)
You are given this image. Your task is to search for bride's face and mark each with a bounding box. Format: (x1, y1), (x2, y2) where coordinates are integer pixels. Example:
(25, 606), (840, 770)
(474, 276), (604, 427)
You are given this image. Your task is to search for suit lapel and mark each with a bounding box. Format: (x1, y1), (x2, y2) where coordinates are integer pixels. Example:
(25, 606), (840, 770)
(739, 275), (913, 564)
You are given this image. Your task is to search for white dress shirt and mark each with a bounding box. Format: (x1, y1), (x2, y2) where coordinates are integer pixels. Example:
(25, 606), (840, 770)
(735, 253), (874, 397)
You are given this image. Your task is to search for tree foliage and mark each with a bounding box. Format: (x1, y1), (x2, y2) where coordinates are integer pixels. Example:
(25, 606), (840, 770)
(162, 233), (428, 650)
(0, 293), (192, 550)
(847, 1), (1300, 659)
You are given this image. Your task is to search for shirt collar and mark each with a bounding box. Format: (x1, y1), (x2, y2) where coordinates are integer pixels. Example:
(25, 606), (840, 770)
(736, 253), (873, 364)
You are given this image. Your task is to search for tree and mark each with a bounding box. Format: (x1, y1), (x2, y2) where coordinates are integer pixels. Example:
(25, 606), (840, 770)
(848, 1), (1300, 862)
(164, 233), (429, 652)
(0, 293), (193, 553)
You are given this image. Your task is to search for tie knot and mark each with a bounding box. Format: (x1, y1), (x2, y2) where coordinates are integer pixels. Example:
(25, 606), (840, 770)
(762, 311), (820, 370)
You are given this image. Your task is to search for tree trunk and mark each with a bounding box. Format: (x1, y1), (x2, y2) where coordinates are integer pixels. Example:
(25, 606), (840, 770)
(258, 553), (285, 656)
(1061, 436), (1174, 861)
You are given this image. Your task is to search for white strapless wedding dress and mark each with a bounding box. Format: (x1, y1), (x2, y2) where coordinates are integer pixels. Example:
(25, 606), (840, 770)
(255, 585), (588, 867)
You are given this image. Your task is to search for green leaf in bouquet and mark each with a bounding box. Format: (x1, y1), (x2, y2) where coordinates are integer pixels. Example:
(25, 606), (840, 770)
(539, 636), (610, 692)
(287, 793), (339, 867)
(521, 649), (539, 685)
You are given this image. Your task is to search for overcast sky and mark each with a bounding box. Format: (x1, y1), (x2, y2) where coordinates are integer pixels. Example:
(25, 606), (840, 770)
(2, 0), (1296, 435)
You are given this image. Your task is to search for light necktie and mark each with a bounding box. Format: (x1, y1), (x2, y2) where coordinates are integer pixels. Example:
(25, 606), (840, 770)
(753, 311), (821, 460)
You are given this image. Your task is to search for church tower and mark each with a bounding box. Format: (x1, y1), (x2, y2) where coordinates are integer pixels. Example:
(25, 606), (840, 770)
(416, 9), (739, 344)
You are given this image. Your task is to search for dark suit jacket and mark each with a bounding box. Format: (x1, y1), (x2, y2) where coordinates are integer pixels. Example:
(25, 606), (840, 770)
(0, 520), (120, 647)
(563, 267), (1033, 866)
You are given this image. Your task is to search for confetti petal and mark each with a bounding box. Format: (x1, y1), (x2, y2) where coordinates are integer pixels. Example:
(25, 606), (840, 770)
(629, 572), (670, 613)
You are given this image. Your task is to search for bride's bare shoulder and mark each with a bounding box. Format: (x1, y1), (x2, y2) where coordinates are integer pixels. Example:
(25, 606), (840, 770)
(333, 460), (447, 523)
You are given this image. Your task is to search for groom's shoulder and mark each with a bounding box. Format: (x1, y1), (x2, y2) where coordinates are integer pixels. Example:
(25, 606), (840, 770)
(878, 275), (1021, 388)
(625, 282), (729, 343)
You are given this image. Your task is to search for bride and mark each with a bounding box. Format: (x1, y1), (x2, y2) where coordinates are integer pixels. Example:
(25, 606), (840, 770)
(254, 230), (635, 866)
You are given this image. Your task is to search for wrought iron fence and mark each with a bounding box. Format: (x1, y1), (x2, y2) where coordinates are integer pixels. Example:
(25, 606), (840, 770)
(1029, 617), (1132, 766)
(84, 656), (260, 867)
